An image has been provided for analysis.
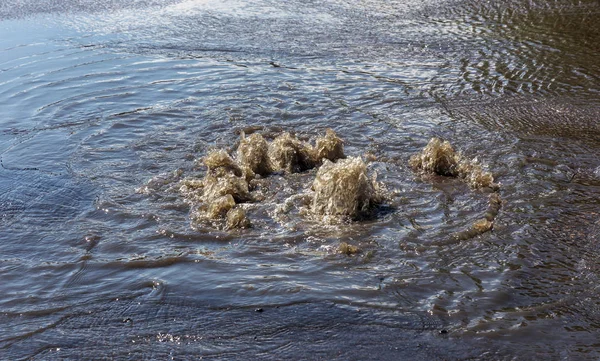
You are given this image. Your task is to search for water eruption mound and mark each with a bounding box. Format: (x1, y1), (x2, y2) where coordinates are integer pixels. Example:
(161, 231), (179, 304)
(410, 137), (498, 190)
(156, 131), (501, 242)
(180, 149), (252, 229)
(411, 137), (502, 240)
(457, 161), (497, 190)
(267, 129), (345, 174)
(207, 194), (236, 219)
(338, 242), (360, 255)
(226, 207), (251, 230)
(178, 129), (352, 229)
(237, 133), (271, 177)
(310, 157), (384, 222)
(268, 132), (317, 173)
(203, 149), (244, 178)
(315, 128), (345, 163)
(409, 138), (459, 177)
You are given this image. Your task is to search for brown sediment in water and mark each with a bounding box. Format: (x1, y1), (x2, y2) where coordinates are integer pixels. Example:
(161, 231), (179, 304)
(410, 137), (498, 190)
(450, 217), (494, 243)
(472, 218), (493, 233)
(310, 157), (383, 222)
(268, 132), (316, 173)
(484, 192), (502, 221)
(442, 190), (503, 243)
(237, 133), (272, 177)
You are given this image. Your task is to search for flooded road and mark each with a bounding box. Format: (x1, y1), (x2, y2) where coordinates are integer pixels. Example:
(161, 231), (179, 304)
(1, 0), (599, 359)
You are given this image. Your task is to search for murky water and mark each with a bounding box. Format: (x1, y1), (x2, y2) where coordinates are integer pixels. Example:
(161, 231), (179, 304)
(1, 0), (599, 359)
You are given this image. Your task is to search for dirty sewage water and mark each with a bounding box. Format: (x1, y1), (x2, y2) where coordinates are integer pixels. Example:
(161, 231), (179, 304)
(1, 0), (600, 359)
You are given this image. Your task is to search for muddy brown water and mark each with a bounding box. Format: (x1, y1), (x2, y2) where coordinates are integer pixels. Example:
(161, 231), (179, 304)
(1, 0), (599, 359)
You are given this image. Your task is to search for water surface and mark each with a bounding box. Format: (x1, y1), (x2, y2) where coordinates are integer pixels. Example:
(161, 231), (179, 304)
(1, 0), (599, 359)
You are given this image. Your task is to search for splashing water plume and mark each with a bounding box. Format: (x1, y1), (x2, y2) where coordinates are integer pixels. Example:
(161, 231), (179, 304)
(226, 207), (251, 229)
(338, 242), (360, 255)
(207, 194), (236, 219)
(410, 138), (498, 190)
(311, 157), (384, 223)
(202, 149), (244, 178)
(268, 132), (316, 173)
(315, 128), (345, 163)
(410, 138), (502, 240)
(177, 130), (354, 228)
(457, 161), (497, 190)
(409, 138), (459, 177)
(237, 132), (272, 177)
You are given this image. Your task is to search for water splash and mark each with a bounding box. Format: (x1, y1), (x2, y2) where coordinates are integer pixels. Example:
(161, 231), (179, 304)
(177, 129), (350, 229)
(268, 132), (317, 173)
(237, 132), (271, 177)
(409, 137), (459, 177)
(410, 137), (498, 190)
(310, 157), (384, 223)
(410, 137), (502, 241)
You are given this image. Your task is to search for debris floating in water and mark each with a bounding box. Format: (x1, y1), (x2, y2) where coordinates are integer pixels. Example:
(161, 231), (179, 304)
(310, 157), (383, 222)
(410, 137), (498, 190)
